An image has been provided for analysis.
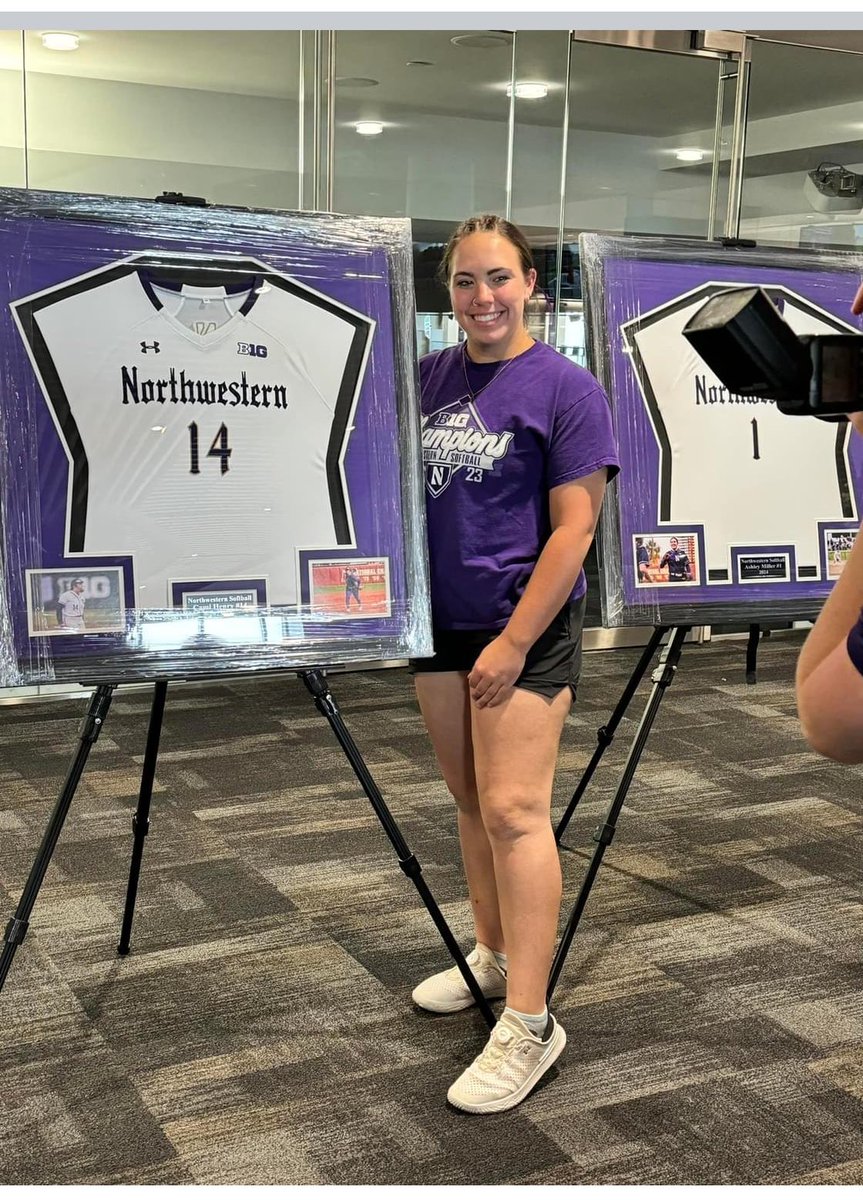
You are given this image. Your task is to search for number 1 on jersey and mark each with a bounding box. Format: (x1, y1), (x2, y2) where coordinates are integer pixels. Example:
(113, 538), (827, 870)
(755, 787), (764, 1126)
(751, 418), (760, 461)
(189, 422), (232, 475)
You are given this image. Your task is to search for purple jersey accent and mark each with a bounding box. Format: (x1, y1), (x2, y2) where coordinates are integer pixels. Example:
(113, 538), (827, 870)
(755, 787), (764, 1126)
(420, 340), (620, 630)
(847, 609), (863, 676)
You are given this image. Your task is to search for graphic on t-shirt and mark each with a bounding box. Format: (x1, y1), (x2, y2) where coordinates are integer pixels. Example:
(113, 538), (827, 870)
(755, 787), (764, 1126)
(622, 282), (858, 580)
(10, 252), (375, 608)
(422, 399), (514, 498)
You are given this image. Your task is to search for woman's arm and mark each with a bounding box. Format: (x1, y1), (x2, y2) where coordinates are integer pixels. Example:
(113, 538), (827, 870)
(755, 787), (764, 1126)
(796, 515), (863, 762)
(794, 285), (863, 760)
(468, 467), (608, 708)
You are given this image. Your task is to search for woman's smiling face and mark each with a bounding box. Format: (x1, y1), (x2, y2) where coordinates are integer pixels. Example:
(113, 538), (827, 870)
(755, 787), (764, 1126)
(448, 231), (536, 362)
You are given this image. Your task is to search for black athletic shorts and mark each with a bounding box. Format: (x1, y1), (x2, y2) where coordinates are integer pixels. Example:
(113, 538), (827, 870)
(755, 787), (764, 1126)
(408, 594), (586, 700)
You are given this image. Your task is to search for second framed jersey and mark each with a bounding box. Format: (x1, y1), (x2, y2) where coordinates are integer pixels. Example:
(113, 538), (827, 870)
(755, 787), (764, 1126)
(581, 235), (863, 627)
(0, 189), (430, 683)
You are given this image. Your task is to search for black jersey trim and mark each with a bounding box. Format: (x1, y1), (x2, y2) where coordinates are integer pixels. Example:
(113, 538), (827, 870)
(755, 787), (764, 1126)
(836, 423), (855, 519)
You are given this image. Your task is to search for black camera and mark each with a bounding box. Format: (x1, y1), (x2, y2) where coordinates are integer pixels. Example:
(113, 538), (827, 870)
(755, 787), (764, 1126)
(681, 286), (863, 418)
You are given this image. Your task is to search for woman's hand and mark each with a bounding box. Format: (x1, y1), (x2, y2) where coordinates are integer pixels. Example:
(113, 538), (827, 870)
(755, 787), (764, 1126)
(468, 633), (527, 709)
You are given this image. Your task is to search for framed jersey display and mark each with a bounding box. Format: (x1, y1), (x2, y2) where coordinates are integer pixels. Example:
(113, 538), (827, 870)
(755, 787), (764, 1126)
(0, 188), (430, 683)
(581, 234), (863, 628)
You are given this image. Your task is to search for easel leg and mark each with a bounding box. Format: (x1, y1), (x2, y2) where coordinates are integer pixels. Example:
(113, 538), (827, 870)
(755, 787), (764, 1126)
(300, 669), (497, 1030)
(555, 627), (668, 844)
(118, 680), (168, 956)
(0, 684), (115, 992)
(547, 626), (690, 1005)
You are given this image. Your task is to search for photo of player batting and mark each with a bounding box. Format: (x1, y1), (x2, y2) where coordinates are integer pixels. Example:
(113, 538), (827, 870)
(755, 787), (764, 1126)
(308, 557), (392, 618)
(344, 566), (363, 611)
(25, 567), (126, 635)
(825, 528), (858, 579)
(634, 533), (699, 586)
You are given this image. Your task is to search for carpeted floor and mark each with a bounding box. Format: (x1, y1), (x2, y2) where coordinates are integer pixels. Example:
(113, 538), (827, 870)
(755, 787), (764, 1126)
(3, 633), (863, 1185)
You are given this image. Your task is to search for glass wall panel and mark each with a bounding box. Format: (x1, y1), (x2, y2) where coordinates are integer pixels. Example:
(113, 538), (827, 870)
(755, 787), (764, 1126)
(0, 31), (25, 187)
(332, 30), (514, 355)
(332, 29), (510, 227)
(741, 39), (863, 250)
(564, 41), (722, 244)
(22, 30), (302, 208)
(510, 30), (571, 347)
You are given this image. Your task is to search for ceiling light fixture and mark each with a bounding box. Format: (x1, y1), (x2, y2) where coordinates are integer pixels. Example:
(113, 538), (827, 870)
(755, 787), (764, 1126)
(506, 81), (549, 100)
(451, 32), (513, 50)
(355, 121), (384, 137)
(675, 148), (706, 163)
(41, 31), (80, 51)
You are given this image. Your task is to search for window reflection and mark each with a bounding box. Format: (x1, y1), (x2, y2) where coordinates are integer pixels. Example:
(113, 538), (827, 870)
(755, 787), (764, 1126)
(564, 41), (720, 240)
(742, 39), (863, 250)
(0, 31), (24, 187)
(21, 30), (301, 207)
(333, 30), (511, 220)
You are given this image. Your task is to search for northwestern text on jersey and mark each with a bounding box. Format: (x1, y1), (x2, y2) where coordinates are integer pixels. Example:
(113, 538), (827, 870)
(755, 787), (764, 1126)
(121, 366), (288, 409)
(694, 375), (775, 406)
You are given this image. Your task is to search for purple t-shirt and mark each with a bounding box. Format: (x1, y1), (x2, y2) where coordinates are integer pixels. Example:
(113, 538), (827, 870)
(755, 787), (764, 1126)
(420, 340), (620, 630)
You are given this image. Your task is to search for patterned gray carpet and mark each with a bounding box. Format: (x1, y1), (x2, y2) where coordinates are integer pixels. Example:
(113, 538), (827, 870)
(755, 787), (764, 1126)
(3, 633), (863, 1185)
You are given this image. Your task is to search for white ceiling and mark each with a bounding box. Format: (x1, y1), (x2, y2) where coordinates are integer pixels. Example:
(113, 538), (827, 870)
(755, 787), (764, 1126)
(0, 29), (862, 137)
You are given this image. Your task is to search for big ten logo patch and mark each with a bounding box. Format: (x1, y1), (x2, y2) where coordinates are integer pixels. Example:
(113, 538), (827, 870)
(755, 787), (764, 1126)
(237, 342), (268, 358)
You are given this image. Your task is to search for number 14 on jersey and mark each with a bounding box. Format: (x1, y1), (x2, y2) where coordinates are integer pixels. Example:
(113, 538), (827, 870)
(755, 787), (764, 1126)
(189, 421), (232, 475)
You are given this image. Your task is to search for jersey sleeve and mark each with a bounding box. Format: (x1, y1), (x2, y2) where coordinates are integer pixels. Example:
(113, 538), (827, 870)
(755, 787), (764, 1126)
(547, 382), (621, 490)
(252, 286), (371, 418)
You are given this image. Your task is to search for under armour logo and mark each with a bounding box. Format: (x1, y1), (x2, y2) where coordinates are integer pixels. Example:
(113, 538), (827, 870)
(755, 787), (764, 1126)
(140, 341), (161, 354)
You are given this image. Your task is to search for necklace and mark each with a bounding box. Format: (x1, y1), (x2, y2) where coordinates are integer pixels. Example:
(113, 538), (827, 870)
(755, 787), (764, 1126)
(460, 340), (527, 402)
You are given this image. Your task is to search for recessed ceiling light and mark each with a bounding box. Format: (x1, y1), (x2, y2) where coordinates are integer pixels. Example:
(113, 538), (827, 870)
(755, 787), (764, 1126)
(506, 81), (549, 100)
(675, 148), (706, 163)
(451, 32), (513, 50)
(355, 121), (384, 137)
(41, 31), (80, 51)
(335, 76), (379, 88)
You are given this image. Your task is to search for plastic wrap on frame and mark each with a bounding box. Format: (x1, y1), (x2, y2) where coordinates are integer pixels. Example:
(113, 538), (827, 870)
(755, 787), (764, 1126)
(0, 187), (431, 684)
(581, 232), (863, 629)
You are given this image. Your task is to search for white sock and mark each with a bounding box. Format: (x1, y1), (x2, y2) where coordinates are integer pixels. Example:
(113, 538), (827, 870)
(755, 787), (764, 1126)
(505, 1005), (549, 1039)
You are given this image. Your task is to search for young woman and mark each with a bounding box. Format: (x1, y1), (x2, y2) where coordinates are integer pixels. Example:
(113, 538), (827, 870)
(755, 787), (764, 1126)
(410, 214), (619, 1114)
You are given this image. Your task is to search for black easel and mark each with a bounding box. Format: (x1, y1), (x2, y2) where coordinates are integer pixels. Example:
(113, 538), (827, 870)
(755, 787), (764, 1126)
(0, 670), (496, 1029)
(0, 685), (115, 990)
(746, 623), (762, 684)
(547, 626), (690, 1002)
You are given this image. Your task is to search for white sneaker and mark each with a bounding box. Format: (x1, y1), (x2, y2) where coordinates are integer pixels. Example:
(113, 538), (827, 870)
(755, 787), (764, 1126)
(447, 1009), (566, 1114)
(411, 942), (507, 1013)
